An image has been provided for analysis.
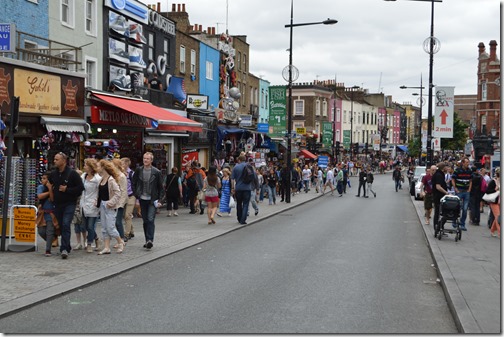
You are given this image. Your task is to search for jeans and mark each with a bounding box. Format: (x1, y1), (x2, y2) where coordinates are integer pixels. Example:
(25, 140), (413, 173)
(357, 181), (366, 197)
(469, 193), (481, 224)
(250, 190), (259, 212)
(367, 183), (375, 196)
(83, 215), (98, 245)
(235, 189), (251, 224)
(115, 207), (125, 239)
(100, 201), (120, 240)
(259, 184), (266, 202)
(395, 180), (401, 192)
(139, 199), (156, 242)
(54, 202), (77, 253)
(303, 179), (310, 192)
(267, 185), (276, 204)
(456, 191), (470, 227)
(38, 215), (55, 253)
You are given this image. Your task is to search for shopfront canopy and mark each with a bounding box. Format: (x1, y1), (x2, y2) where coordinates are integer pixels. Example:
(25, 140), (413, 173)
(299, 149), (317, 160)
(90, 92), (202, 133)
(216, 125), (246, 151)
(396, 145), (408, 152)
(41, 116), (87, 133)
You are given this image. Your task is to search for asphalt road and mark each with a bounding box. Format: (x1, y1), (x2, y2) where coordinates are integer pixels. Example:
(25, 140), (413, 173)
(0, 173), (457, 333)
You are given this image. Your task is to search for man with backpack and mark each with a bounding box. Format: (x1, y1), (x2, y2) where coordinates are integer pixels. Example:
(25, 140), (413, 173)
(231, 155), (256, 225)
(185, 161), (206, 214)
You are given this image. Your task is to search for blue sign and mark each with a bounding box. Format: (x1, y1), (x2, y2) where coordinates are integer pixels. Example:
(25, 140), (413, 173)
(0, 24), (15, 53)
(318, 156), (329, 168)
(257, 123), (269, 133)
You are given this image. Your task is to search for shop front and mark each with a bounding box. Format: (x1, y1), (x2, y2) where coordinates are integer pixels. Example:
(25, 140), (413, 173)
(88, 91), (202, 169)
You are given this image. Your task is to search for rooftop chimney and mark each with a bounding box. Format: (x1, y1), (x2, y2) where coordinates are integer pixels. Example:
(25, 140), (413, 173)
(489, 40), (497, 61)
(177, 4), (181, 12)
(172, 3), (176, 11)
(157, 2), (160, 12)
(182, 3), (186, 12)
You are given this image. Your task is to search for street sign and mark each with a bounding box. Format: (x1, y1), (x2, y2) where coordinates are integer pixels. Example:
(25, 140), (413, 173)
(0, 23), (16, 53)
(296, 127), (306, 135)
(432, 137), (441, 151)
(257, 123), (269, 133)
(433, 86), (454, 138)
(318, 156), (328, 168)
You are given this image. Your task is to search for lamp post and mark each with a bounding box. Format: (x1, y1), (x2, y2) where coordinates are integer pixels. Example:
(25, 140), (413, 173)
(385, 0), (442, 167)
(400, 75), (425, 163)
(284, 0), (337, 203)
(349, 85), (359, 159)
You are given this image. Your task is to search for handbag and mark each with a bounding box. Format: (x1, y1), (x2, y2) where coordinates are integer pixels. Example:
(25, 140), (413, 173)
(228, 196), (236, 208)
(483, 191), (500, 203)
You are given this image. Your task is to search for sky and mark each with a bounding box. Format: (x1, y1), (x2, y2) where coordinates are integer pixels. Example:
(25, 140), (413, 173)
(143, 0), (500, 114)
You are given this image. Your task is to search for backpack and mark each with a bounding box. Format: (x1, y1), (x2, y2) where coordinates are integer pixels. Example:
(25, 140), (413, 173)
(241, 164), (255, 184)
(187, 175), (199, 191)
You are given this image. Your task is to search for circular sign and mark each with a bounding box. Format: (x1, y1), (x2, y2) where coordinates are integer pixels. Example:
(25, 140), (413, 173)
(423, 36), (441, 54)
(282, 65), (299, 82)
(111, 0), (126, 10)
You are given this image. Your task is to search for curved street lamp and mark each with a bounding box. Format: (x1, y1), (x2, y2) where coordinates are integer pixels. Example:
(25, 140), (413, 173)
(284, 0), (337, 203)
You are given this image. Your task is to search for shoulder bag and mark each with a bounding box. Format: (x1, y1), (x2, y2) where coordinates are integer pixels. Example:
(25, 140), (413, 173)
(483, 191), (500, 203)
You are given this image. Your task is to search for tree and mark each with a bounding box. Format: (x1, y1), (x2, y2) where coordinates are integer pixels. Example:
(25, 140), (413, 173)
(440, 113), (468, 151)
(408, 136), (422, 159)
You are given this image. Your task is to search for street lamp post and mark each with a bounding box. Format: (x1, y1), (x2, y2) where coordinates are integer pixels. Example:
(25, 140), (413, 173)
(385, 0), (442, 167)
(284, 0), (337, 203)
(400, 75), (425, 163)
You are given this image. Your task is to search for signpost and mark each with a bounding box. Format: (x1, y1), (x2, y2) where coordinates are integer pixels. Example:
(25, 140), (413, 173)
(433, 86), (454, 138)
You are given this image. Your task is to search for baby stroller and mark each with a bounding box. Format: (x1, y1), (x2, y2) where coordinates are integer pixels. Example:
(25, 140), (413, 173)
(435, 194), (462, 241)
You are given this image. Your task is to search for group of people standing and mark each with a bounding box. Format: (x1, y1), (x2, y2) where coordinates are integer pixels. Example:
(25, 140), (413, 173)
(36, 151), (165, 259)
(419, 157), (500, 237)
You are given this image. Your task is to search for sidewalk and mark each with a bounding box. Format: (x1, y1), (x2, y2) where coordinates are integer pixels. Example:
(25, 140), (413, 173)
(411, 196), (501, 333)
(0, 190), (323, 318)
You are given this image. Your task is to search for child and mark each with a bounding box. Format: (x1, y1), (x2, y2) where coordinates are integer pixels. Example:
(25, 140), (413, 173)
(72, 170), (86, 250)
(36, 172), (59, 256)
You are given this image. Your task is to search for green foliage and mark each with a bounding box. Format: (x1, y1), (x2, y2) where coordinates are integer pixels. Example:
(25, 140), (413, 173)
(408, 136), (422, 158)
(440, 113), (468, 151)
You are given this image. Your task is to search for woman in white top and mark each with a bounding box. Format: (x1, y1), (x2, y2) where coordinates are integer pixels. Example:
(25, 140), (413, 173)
(112, 158), (128, 244)
(80, 158), (101, 253)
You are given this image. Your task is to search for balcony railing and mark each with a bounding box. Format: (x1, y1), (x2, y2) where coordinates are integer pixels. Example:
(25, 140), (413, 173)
(1, 30), (81, 71)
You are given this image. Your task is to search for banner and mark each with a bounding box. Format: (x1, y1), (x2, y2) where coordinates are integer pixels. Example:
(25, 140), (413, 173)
(268, 86), (287, 139)
(322, 121), (333, 148)
(433, 86), (454, 138)
(343, 130), (351, 149)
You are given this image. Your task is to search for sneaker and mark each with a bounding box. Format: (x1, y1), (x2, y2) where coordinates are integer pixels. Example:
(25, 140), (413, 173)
(146, 241), (153, 249)
(110, 49), (130, 64)
(374, 192), (377, 198)
(460, 226), (467, 231)
(255, 209), (259, 216)
(173, 212), (178, 216)
(129, 52), (147, 69)
(44, 251), (52, 257)
(110, 74), (132, 91)
(61, 250), (68, 259)
(86, 245), (93, 253)
(73, 243), (83, 250)
(109, 14), (129, 35)
(167, 211), (172, 217)
(129, 24), (147, 44)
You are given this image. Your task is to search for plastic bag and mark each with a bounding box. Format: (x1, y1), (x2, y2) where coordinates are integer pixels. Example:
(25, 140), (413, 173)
(229, 197), (236, 208)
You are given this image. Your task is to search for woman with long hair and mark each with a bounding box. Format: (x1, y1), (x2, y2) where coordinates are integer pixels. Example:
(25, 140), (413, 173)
(203, 166), (221, 224)
(96, 159), (125, 254)
(165, 167), (182, 217)
(112, 158), (128, 245)
(266, 167), (278, 205)
(80, 158), (102, 253)
(217, 168), (232, 217)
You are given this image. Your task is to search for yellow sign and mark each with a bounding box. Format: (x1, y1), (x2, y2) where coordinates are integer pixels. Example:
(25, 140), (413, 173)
(296, 127), (306, 135)
(13, 207), (36, 242)
(14, 68), (61, 114)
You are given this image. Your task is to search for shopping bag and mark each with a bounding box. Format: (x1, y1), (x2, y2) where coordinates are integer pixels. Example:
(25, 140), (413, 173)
(229, 197), (236, 208)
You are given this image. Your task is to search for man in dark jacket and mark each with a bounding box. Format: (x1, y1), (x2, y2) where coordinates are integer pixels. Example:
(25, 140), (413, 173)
(132, 152), (164, 250)
(432, 162), (449, 232)
(392, 166), (403, 192)
(469, 167), (483, 226)
(48, 152), (84, 259)
(356, 167), (367, 197)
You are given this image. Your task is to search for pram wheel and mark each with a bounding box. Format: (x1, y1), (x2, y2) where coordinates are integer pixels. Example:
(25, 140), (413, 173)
(457, 230), (462, 241)
(438, 229), (443, 240)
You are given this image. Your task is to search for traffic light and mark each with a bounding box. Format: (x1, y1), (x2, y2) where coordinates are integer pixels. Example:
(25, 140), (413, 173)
(353, 142), (359, 154)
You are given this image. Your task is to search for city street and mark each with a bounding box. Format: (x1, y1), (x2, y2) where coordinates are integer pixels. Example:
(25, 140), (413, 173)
(0, 173), (457, 333)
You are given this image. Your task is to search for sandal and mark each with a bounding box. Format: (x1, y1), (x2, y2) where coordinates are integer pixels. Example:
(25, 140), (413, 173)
(211, 218), (216, 224)
(117, 242), (124, 254)
(98, 249), (111, 255)
(208, 220), (213, 225)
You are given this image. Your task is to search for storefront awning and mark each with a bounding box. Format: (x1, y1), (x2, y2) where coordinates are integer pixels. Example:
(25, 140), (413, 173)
(90, 93), (203, 133)
(299, 149), (317, 159)
(396, 145), (408, 152)
(41, 116), (87, 133)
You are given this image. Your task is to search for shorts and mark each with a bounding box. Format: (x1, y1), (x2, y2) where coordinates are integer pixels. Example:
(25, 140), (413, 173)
(74, 220), (86, 234)
(424, 193), (433, 210)
(205, 196), (220, 203)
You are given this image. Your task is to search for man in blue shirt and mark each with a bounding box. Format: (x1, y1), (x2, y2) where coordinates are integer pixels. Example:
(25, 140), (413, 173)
(231, 155), (255, 225)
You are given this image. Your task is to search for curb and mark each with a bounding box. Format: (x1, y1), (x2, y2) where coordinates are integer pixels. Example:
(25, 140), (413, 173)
(410, 195), (481, 333)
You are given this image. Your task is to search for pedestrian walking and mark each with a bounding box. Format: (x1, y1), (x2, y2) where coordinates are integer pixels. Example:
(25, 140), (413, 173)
(356, 167), (367, 197)
(366, 167), (376, 198)
(322, 165), (335, 195)
(80, 158), (101, 253)
(132, 152), (164, 250)
(186, 161), (206, 214)
(112, 158), (128, 243)
(249, 164), (260, 216)
(217, 167), (232, 217)
(36, 172), (59, 256)
(165, 167), (182, 217)
(392, 166), (402, 192)
(469, 167), (483, 226)
(486, 167), (500, 238)
(96, 159), (125, 255)
(432, 162), (449, 232)
(451, 157), (472, 231)
(266, 167), (278, 205)
(231, 154), (255, 225)
(203, 166), (221, 224)
(302, 164), (311, 193)
(48, 152), (84, 259)
(121, 158), (136, 240)
(279, 164), (290, 202)
(335, 164), (344, 197)
(420, 166), (435, 225)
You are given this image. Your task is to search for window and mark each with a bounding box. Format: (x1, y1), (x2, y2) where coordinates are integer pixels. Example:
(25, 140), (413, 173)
(180, 45), (186, 73)
(190, 49), (196, 75)
(261, 89), (264, 108)
(482, 80), (487, 101)
(85, 0), (96, 35)
(243, 54), (247, 72)
(255, 88), (258, 105)
(322, 100), (327, 117)
(85, 58), (97, 88)
(336, 108), (341, 122)
(148, 33), (154, 61)
(315, 122), (320, 138)
(294, 100), (304, 116)
(164, 39), (170, 68)
(293, 121), (305, 129)
(61, 0), (74, 28)
(315, 100), (321, 116)
(206, 61), (213, 80)
(343, 111), (347, 123)
(237, 52), (241, 71)
(242, 83), (246, 106)
(336, 130), (340, 142)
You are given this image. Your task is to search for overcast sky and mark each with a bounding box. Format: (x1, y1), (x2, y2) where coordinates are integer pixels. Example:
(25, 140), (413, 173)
(144, 0), (500, 113)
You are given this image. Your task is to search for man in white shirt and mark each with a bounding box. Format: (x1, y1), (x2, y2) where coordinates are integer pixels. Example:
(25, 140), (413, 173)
(322, 165), (335, 195)
(302, 165), (312, 193)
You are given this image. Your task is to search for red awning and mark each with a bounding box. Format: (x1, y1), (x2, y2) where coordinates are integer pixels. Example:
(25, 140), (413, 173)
(90, 93), (203, 133)
(299, 149), (317, 159)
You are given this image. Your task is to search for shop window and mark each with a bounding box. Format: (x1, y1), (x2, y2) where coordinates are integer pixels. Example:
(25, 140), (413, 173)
(164, 39), (170, 68)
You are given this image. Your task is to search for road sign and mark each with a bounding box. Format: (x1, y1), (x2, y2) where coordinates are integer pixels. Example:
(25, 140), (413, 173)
(433, 86), (454, 138)
(318, 156), (328, 168)
(0, 23), (16, 53)
(296, 127), (306, 135)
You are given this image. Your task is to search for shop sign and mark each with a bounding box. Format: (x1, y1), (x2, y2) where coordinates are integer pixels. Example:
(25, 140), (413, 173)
(187, 94), (208, 109)
(181, 148), (199, 167)
(268, 86), (287, 138)
(105, 0), (148, 24)
(148, 9), (175, 35)
(13, 206), (36, 243)
(239, 114), (252, 127)
(0, 67), (11, 106)
(0, 23), (15, 53)
(257, 123), (268, 133)
(216, 108), (238, 123)
(322, 122), (333, 148)
(91, 105), (152, 128)
(14, 68), (61, 114)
